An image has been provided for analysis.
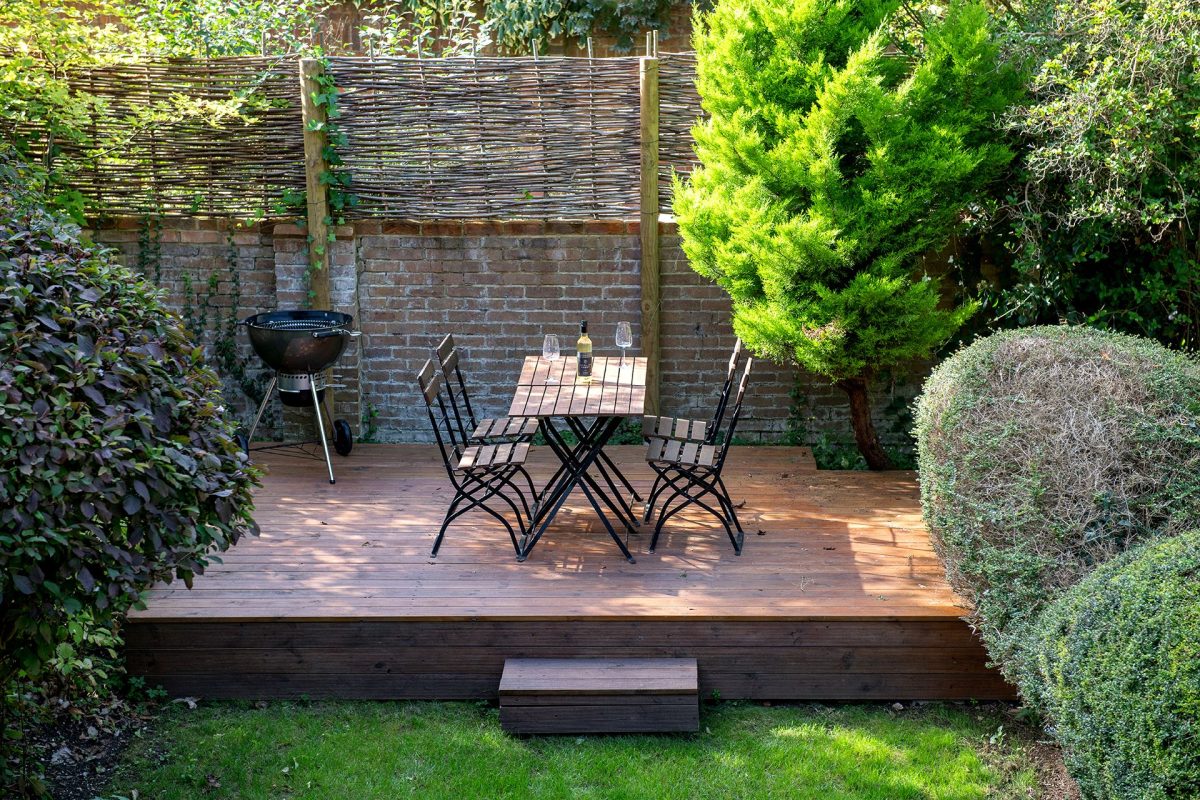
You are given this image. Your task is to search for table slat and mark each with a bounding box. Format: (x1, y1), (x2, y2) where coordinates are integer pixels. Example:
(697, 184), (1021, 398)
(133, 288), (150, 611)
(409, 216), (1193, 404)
(510, 356), (648, 418)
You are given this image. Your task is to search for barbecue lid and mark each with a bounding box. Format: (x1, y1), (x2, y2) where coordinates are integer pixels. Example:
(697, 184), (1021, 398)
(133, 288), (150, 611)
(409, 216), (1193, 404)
(242, 309), (353, 331)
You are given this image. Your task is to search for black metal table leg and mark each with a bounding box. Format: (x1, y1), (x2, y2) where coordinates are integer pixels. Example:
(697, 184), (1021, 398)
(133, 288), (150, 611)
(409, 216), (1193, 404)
(563, 417), (643, 524)
(519, 415), (636, 563)
(565, 416), (644, 503)
(550, 417), (641, 533)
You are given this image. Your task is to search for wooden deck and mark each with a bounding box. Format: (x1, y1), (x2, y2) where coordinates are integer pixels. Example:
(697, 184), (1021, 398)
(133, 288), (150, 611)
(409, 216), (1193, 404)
(126, 445), (1013, 701)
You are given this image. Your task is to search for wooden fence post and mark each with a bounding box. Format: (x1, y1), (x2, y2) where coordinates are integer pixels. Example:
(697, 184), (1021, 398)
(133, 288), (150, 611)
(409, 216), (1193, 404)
(640, 38), (662, 416)
(299, 58), (332, 310)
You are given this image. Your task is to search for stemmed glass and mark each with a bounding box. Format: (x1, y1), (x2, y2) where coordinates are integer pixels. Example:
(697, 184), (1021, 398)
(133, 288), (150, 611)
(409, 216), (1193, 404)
(542, 334), (560, 383)
(615, 321), (633, 368)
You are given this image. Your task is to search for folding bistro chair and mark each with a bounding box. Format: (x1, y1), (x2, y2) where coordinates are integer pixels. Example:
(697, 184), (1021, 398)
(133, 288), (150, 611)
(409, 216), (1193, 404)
(640, 339), (743, 522)
(644, 357), (753, 555)
(435, 334), (539, 444)
(417, 359), (535, 559)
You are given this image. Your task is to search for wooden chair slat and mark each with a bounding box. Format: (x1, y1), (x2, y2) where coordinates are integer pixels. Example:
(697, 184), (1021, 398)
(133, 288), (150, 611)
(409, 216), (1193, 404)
(419, 365), (442, 405)
(459, 446), (479, 469)
(435, 334), (455, 364)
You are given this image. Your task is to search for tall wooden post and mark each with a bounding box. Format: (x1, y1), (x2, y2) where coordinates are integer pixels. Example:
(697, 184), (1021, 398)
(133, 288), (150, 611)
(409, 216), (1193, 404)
(639, 40), (662, 415)
(299, 58), (331, 310)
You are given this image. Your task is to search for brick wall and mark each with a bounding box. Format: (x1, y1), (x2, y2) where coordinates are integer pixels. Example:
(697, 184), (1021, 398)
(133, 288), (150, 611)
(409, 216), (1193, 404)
(350, 219), (643, 443)
(95, 217), (922, 453)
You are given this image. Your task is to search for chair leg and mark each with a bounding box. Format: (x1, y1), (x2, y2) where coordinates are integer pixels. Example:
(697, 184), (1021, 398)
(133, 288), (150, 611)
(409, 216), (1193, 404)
(431, 494), (463, 557)
(716, 476), (744, 534)
(650, 492), (691, 552)
(643, 472), (667, 523)
(495, 467), (532, 524)
(475, 502), (523, 558)
(652, 468), (743, 555)
(711, 491), (745, 555)
(516, 466), (537, 508)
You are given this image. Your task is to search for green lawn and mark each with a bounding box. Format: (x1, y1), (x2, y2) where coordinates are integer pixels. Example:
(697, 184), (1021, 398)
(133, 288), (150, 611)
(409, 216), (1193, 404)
(105, 700), (1041, 799)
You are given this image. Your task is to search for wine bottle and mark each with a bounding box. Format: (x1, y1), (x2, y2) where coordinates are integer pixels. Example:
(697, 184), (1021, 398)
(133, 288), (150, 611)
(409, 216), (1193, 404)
(577, 320), (593, 383)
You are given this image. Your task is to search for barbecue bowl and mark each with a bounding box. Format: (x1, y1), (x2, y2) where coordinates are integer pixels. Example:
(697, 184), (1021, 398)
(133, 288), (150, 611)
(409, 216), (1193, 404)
(240, 310), (355, 374)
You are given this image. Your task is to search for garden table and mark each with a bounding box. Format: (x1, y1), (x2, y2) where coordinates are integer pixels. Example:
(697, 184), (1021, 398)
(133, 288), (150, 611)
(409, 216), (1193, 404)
(508, 355), (648, 563)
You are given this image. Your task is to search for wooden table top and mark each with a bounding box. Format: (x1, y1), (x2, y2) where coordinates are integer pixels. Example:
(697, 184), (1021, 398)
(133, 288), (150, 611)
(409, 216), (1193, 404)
(508, 355), (647, 418)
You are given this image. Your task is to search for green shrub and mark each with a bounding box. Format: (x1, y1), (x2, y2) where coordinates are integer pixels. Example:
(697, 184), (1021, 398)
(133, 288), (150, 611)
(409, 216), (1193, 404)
(991, 0), (1200, 350)
(1031, 531), (1200, 799)
(914, 325), (1200, 691)
(0, 159), (260, 691)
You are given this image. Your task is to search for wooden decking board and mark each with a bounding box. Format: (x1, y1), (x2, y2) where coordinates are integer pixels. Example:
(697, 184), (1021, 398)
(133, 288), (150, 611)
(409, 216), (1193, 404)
(498, 657), (699, 734)
(127, 444), (1012, 701)
(131, 671), (1012, 702)
(125, 620), (989, 649)
(130, 646), (994, 675)
(498, 704), (701, 735)
(500, 658), (697, 695)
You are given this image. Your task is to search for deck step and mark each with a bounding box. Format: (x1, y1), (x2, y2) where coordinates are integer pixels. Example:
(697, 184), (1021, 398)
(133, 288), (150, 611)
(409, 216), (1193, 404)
(499, 658), (699, 735)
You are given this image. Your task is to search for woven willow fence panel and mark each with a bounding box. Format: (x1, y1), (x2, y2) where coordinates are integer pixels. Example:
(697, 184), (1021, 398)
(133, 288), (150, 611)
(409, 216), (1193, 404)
(329, 57), (643, 219)
(658, 51), (704, 214)
(62, 58), (305, 217)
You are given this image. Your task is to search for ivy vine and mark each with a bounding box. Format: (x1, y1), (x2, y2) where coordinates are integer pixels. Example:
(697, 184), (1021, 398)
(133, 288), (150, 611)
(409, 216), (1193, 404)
(136, 210), (163, 286)
(138, 214), (273, 428)
(212, 228), (273, 417)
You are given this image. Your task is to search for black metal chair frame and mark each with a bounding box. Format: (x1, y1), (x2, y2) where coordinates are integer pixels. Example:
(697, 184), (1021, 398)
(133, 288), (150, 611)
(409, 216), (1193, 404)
(435, 334), (485, 437)
(417, 359), (535, 559)
(645, 357), (753, 555)
(642, 338), (743, 522)
(434, 335), (538, 499)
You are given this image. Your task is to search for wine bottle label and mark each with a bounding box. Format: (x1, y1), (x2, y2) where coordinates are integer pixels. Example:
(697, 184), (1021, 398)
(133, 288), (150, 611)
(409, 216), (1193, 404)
(578, 353), (593, 376)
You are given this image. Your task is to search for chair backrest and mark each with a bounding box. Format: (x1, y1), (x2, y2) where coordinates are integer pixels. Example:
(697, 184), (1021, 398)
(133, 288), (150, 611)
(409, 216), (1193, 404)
(715, 356), (753, 470)
(435, 333), (479, 432)
(417, 358), (467, 478)
(706, 338), (743, 442)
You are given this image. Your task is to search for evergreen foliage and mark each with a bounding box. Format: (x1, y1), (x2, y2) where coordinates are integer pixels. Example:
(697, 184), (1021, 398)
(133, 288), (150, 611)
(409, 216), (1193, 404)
(674, 0), (1019, 467)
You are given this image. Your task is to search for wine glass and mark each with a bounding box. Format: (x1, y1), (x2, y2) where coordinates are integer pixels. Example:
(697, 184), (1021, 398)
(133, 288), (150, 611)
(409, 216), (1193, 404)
(615, 321), (633, 368)
(542, 334), (560, 383)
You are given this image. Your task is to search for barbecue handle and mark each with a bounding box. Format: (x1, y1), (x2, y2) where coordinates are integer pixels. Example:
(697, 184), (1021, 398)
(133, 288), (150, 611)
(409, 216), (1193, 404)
(312, 328), (362, 340)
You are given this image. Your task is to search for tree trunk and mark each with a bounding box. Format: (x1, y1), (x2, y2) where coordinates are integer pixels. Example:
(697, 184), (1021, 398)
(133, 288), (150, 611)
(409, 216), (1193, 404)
(836, 377), (893, 470)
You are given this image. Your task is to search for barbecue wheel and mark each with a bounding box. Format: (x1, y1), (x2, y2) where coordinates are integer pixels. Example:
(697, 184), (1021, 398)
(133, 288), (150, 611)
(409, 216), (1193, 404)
(333, 419), (353, 456)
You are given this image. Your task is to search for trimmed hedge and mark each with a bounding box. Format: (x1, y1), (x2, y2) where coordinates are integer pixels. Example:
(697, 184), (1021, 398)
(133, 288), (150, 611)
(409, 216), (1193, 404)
(914, 325), (1200, 693)
(0, 163), (260, 686)
(1032, 531), (1200, 799)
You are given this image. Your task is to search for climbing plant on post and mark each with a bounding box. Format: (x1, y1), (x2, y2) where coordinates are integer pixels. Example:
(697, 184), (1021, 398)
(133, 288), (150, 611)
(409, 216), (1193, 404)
(298, 57), (354, 309)
(674, 0), (1019, 468)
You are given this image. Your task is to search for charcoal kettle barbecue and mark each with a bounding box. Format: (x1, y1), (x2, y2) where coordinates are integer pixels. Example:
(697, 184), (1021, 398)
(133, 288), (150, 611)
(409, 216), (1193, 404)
(240, 310), (360, 484)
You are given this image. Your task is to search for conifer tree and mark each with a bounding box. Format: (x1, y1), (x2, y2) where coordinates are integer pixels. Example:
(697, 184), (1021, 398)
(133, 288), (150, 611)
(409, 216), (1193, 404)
(674, 0), (1017, 468)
